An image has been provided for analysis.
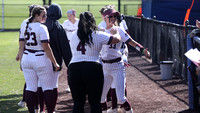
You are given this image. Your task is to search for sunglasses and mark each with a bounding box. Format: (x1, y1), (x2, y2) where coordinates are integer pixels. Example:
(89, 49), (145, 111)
(108, 15), (117, 18)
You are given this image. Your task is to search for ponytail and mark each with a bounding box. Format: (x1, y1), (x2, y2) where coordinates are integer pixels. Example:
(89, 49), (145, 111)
(77, 12), (98, 46)
(24, 16), (34, 35)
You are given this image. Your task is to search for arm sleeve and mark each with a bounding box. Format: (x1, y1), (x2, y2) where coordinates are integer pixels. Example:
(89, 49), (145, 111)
(59, 26), (72, 67)
(19, 26), (26, 41)
(118, 27), (131, 43)
(62, 20), (67, 30)
(122, 20), (128, 31)
(39, 25), (50, 42)
(96, 31), (112, 45)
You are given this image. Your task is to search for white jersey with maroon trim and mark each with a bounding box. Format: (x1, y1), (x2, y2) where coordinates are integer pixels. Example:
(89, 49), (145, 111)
(119, 20), (128, 31)
(19, 19), (28, 39)
(20, 22), (49, 51)
(98, 20), (106, 29)
(62, 19), (79, 41)
(119, 20), (129, 62)
(101, 26), (131, 60)
(69, 30), (112, 64)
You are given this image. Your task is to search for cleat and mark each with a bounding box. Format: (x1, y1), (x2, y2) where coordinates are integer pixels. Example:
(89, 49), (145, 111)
(17, 100), (26, 108)
(35, 109), (39, 113)
(66, 87), (71, 93)
(107, 107), (118, 113)
(125, 108), (133, 113)
(120, 108), (134, 113)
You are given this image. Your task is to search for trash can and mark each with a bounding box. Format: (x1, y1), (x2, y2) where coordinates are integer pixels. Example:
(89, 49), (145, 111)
(160, 61), (173, 80)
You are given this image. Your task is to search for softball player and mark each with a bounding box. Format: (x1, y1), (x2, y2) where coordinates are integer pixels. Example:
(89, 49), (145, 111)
(62, 9), (79, 42)
(98, 5), (130, 112)
(100, 8), (150, 113)
(17, 6), (60, 113)
(16, 5), (44, 111)
(67, 11), (121, 113)
(62, 9), (79, 93)
(16, 11), (30, 109)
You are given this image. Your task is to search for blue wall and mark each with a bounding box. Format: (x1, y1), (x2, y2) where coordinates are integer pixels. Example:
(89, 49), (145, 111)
(142, 0), (200, 25)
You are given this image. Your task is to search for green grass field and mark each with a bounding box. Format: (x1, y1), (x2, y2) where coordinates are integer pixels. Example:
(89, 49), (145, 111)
(0, 0), (141, 112)
(0, 0), (141, 29)
(0, 31), (27, 112)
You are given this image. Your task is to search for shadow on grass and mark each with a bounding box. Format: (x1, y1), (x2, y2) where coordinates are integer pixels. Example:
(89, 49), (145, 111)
(0, 94), (27, 113)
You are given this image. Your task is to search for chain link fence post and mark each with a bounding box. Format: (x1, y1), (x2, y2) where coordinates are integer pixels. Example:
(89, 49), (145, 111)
(1, 0), (4, 31)
(124, 4), (127, 15)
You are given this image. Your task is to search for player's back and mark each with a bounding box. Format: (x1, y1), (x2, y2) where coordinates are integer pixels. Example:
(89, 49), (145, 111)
(69, 30), (111, 64)
(21, 22), (49, 51)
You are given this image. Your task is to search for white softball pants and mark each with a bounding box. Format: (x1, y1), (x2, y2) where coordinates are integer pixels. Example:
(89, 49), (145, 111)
(21, 52), (55, 92)
(101, 62), (127, 104)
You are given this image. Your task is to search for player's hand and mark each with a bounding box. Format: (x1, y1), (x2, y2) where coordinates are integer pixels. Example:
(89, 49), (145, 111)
(54, 63), (60, 71)
(99, 27), (105, 32)
(124, 62), (131, 67)
(16, 54), (20, 61)
(144, 48), (150, 59)
(109, 28), (117, 35)
(196, 20), (200, 29)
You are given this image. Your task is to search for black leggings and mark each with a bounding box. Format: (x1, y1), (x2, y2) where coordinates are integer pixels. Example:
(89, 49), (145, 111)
(68, 62), (104, 113)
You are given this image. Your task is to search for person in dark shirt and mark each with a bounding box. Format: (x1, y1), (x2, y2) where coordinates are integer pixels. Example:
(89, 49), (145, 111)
(44, 3), (72, 112)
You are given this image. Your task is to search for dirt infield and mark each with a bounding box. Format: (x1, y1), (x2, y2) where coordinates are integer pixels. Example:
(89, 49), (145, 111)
(55, 51), (190, 113)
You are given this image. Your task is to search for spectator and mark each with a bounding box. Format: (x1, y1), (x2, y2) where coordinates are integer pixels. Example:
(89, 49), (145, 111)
(44, 3), (72, 112)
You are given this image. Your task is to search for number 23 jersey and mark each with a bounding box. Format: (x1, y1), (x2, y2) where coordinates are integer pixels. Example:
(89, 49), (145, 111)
(69, 30), (112, 64)
(20, 22), (50, 50)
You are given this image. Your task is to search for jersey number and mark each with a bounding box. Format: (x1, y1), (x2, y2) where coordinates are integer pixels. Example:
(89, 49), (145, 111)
(77, 42), (86, 54)
(109, 44), (116, 49)
(25, 32), (37, 46)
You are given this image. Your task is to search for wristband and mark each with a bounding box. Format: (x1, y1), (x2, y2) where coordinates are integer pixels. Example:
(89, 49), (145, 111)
(135, 44), (144, 54)
(142, 49), (145, 54)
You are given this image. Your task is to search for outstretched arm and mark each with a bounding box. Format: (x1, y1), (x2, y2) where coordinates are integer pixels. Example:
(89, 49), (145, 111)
(128, 38), (150, 58)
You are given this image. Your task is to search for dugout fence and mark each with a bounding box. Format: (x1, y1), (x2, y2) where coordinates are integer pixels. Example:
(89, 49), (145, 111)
(125, 16), (196, 79)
